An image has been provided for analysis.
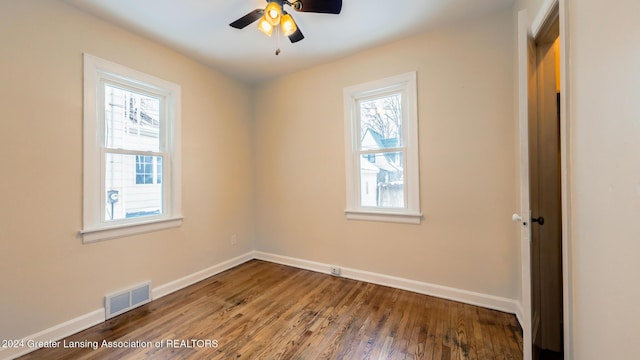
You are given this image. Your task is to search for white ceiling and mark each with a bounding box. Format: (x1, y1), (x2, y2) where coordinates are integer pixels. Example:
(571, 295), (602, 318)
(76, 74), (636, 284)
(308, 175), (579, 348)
(65, 0), (514, 83)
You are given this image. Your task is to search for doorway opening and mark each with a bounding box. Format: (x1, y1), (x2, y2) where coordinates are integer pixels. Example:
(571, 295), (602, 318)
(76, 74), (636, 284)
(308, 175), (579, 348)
(529, 6), (563, 360)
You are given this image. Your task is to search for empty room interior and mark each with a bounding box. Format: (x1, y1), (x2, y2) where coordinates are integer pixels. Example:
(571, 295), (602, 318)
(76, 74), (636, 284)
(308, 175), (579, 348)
(1, 1), (639, 359)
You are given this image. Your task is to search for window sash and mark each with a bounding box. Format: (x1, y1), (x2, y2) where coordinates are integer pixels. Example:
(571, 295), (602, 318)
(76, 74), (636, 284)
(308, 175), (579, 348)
(354, 91), (408, 211)
(100, 79), (166, 153)
(101, 147), (169, 225)
(356, 92), (404, 151)
(356, 149), (407, 209)
(96, 64), (171, 226)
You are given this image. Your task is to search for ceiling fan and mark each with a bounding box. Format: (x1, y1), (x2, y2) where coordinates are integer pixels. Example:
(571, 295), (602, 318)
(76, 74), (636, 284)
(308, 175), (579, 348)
(230, 0), (342, 47)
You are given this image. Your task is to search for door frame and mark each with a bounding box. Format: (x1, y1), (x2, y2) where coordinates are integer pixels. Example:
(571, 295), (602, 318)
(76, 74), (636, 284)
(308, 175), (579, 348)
(517, 0), (572, 359)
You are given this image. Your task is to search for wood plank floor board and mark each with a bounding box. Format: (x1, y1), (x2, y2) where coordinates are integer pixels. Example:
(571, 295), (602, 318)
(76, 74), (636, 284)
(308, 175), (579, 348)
(508, 314), (524, 356)
(19, 260), (522, 360)
(401, 290), (424, 358)
(433, 298), (447, 360)
(464, 303), (481, 360)
(387, 291), (417, 359)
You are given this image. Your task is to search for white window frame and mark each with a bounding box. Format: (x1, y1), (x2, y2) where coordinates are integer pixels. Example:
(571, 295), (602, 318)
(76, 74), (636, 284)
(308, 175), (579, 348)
(343, 72), (421, 224)
(81, 53), (182, 243)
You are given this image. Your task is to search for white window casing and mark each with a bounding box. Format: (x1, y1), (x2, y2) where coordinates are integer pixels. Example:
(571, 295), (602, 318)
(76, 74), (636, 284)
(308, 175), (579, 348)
(81, 54), (182, 243)
(343, 72), (422, 224)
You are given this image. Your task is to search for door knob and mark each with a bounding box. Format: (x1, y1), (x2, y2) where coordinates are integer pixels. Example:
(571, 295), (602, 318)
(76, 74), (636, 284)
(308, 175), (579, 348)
(512, 213), (527, 226)
(532, 216), (545, 225)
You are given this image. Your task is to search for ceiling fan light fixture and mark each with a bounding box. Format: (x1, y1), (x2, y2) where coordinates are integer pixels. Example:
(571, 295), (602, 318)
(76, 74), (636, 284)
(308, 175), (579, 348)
(280, 13), (297, 37)
(229, 0), (341, 47)
(257, 17), (274, 36)
(264, 2), (282, 26)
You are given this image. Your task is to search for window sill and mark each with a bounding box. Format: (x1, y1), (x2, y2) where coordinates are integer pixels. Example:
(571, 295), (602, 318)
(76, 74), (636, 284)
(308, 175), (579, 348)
(80, 216), (183, 243)
(345, 209), (422, 224)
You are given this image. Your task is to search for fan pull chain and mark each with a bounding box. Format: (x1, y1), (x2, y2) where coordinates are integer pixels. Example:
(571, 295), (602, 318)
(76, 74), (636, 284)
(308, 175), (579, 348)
(275, 26), (281, 56)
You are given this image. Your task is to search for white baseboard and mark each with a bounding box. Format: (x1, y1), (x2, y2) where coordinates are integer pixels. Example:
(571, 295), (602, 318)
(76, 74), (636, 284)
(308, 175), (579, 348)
(515, 301), (525, 329)
(253, 251), (521, 316)
(3, 250), (522, 360)
(151, 252), (254, 300)
(0, 309), (104, 360)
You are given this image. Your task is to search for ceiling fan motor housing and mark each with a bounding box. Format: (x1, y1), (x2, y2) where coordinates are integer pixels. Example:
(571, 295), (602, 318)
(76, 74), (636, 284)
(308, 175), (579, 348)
(286, 1), (303, 11)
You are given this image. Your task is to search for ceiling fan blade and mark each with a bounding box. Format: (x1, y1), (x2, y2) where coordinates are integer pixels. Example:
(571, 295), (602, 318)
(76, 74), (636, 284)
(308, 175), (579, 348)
(288, 27), (304, 43)
(229, 9), (264, 29)
(295, 0), (342, 14)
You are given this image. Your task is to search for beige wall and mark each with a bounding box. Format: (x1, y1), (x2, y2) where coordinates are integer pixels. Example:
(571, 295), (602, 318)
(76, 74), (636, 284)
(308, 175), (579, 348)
(514, 0), (548, 22)
(568, 0), (640, 358)
(0, 0), (254, 339)
(253, 9), (519, 299)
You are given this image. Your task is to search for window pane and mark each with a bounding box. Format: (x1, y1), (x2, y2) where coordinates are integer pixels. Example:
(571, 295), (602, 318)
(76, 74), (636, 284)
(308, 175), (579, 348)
(105, 153), (163, 221)
(359, 151), (405, 208)
(104, 84), (160, 152)
(359, 94), (402, 151)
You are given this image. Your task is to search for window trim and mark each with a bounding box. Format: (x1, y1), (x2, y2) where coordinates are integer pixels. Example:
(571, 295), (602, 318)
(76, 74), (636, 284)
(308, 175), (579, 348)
(343, 72), (421, 224)
(81, 53), (182, 243)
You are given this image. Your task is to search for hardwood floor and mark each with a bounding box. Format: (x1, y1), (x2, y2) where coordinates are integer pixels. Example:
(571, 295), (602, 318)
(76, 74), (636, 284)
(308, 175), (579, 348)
(20, 260), (522, 359)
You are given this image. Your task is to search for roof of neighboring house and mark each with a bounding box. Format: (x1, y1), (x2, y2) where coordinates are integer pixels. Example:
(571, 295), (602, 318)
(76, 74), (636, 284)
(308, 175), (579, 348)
(362, 128), (400, 149)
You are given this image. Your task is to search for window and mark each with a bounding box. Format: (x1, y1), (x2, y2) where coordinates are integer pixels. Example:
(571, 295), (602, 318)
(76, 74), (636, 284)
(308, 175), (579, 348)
(81, 54), (182, 242)
(343, 72), (421, 224)
(135, 156), (162, 185)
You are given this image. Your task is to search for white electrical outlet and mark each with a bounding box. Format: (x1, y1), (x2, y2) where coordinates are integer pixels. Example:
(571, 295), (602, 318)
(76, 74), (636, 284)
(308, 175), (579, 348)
(330, 265), (341, 276)
(231, 234), (237, 245)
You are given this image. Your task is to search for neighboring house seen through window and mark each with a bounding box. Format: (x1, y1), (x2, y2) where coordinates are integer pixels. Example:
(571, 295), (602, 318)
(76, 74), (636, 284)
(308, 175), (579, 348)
(135, 155), (162, 185)
(81, 54), (182, 242)
(343, 72), (421, 224)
